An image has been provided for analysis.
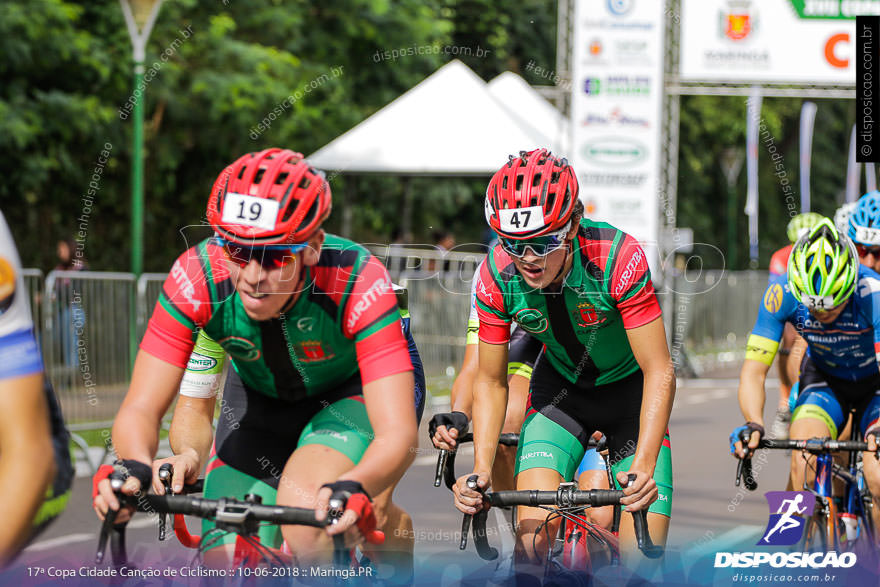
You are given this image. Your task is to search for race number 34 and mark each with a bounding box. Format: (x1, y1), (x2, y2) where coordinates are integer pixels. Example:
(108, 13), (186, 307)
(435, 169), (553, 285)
(222, 193), (279, 231)
(498, 205), (543, 234)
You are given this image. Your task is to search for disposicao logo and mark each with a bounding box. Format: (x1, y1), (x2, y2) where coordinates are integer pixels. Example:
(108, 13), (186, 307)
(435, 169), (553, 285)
(759, 491), (815, 546)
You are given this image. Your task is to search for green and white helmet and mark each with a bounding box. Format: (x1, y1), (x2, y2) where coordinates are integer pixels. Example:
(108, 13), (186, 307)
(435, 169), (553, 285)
(787, 217), (858, 311)
(786, 212), (824, 244)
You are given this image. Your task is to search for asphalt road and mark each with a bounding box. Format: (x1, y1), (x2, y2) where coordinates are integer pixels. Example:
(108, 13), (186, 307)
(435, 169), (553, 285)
(4, 376), (816, 585)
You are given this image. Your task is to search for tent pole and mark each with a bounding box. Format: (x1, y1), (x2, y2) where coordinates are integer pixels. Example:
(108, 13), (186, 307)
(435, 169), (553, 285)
(342, 178), (354, 237)
(401, 177), (413, 242)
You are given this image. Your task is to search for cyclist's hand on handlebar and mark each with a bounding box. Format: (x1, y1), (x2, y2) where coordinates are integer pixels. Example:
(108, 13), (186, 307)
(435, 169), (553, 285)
(92, 459), (152, 522)
(316, 480), (384, 546)
(730, 422), (764, 459)
(617, 469), (657, 512)
(429, 411), (469, 450)
(453, 471), (490, 515)
(866, 430), (879, 455)
(151, 450), (200, 494)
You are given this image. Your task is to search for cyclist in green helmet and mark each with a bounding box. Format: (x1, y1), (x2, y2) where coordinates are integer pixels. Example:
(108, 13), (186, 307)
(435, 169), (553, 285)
(733, 218), (880, 530)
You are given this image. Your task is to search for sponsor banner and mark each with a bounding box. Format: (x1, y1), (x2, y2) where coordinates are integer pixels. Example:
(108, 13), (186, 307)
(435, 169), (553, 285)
(680, 0), (876, 83)
(571, 0), (664, 268)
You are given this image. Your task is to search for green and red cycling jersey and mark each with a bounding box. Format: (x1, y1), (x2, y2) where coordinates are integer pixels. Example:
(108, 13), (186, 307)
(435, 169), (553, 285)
(141, 234), (413, 400)
(475, 218), (662, 387)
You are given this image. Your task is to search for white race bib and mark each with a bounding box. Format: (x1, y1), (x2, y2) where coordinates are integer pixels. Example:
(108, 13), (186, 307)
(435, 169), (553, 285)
(802, 294), (834, 310)
(497, 205), (544, 234)
(855, 225), (880, 245)
(221, 193), (279, 231)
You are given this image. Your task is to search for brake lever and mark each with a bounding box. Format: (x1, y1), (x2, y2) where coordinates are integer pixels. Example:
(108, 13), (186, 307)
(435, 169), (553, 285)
(459, 474), (480, 551)
(157, 463), (173, 541)
(626, 474), (663, 559)
(95, 471), (127, 564)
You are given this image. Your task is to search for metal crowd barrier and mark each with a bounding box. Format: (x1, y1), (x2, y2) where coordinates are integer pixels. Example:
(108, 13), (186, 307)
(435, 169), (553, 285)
(671, 269), (769, 373)
(42, 271), (135, 425)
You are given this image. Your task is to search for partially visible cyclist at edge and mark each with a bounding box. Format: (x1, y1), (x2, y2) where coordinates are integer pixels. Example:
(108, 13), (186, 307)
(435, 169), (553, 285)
(429, 264), (612, 528)
(452, 149), (675, 572)
(0, 211), (73, 565)
(848, 191), (880, 275)
(93, 149), (421, 575)
(732, 218), (880, 531)
(766, 212), (822, 440)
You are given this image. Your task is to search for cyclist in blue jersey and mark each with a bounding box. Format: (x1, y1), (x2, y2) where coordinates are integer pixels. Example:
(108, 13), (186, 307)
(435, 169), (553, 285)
(0, 210), (73, 564)
(848, 191), (880, 274)
(732, 218), (880, 531)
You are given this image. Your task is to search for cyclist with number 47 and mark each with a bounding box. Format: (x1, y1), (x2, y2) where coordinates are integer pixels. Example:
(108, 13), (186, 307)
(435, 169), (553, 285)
(93, 149), (422, 574)
(452, 149), (675, 573)
(733, 218), (880, 535)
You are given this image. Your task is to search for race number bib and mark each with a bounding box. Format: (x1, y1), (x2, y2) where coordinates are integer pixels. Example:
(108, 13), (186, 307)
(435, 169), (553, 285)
(801, 294), (834, 310)
(855, 225), (880, 245)
(497, 205), (544, 234)
(221, 193), (279, 231)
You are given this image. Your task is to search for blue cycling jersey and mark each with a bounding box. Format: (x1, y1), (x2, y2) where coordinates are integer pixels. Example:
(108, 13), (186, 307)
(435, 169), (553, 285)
(748, 266), (880, 381)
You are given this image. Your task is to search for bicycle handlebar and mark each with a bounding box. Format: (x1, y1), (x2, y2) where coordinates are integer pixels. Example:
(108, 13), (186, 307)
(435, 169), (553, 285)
(460, 474), (663, 561)
(733, 433), (878, 491)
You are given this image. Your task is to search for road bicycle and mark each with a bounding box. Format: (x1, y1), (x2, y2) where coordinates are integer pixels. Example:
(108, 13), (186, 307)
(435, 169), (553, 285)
(460, 474), (663, 583)
(735, 422), (877, 554)
(434, 431), (660, 581)
(95, 464), (374, 576)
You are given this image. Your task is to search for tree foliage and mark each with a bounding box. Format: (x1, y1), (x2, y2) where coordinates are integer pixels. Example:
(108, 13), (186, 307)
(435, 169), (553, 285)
(0, 0), (861, 272)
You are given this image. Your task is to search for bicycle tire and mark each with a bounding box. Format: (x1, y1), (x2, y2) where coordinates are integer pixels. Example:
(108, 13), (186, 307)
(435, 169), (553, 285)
(800, 501), (838, 552)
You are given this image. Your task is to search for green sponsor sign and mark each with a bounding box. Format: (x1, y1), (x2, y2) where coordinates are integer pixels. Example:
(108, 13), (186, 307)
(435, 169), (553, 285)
(789, 0), (880, 19)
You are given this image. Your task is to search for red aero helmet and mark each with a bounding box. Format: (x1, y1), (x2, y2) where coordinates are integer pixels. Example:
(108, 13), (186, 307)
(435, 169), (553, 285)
(207, 148), (332, 245)
(485, 148), (578, 239)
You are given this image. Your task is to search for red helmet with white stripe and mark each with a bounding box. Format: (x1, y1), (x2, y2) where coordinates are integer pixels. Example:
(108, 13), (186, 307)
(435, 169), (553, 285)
(207, 148), (332, 245)
(484, 148), (578, 239)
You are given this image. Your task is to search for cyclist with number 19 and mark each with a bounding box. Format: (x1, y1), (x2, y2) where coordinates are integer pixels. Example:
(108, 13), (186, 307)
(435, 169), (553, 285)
(93, 149), (423, 574)
(732, 218), (880, 534)
(452, 149), (674, 572)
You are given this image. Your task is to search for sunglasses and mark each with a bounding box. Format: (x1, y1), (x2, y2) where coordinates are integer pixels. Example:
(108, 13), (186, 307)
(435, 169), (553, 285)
(212, 237), (307, 268)
(499, 223), (571, 258)
(856, 243), (880, 257)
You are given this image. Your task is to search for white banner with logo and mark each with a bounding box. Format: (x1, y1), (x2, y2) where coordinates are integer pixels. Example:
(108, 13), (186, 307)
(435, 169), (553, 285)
(570, 0), (665, 266)
(680, 0), (870, 83)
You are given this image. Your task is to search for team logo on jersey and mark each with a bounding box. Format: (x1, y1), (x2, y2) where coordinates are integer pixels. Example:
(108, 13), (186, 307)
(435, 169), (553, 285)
(573, 302), (606, 327)
(0, 257), (15, 315)
(218, 336), (261, 361)
(297, 317), (315, 332)
(763, 283), (783, 313)
(296, 340), (335, 362)
(515, 308), (549, 334)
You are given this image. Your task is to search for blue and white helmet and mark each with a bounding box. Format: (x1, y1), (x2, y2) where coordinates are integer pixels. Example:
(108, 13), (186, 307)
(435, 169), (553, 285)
(834, 201), (857, 234)
(848, 191), (880, 246)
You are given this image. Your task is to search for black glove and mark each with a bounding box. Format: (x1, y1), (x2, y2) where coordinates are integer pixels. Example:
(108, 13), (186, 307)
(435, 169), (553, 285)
(114, 459), (153, 490)
(729, 422), (764, 457)
(321, 480), (371, 518)
(428, 411), (469, 442)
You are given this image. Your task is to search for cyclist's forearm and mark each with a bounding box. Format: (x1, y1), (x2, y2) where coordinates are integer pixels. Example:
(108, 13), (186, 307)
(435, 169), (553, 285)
(450, 344), (479, 417)
(633, 362), (675, 472)
(342, 430), (416, 497)
(472, 374), (508, 475)
(738, 359), (769, 424)
(112, 407), (163, 464)
(0, 374), (54, 563)
(169, 398), (215, 468)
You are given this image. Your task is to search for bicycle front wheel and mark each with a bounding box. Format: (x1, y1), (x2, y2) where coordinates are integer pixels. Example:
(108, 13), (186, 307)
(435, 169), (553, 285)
(801, 501), (839, 552)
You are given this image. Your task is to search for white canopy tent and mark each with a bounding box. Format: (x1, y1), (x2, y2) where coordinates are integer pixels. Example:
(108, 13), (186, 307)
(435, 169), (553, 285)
(308, 60), (564, 175)
(486, 71), (570, 157)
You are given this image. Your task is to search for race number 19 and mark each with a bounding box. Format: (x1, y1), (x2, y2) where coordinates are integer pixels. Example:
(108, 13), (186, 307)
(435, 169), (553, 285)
(222, 193), (279, 231)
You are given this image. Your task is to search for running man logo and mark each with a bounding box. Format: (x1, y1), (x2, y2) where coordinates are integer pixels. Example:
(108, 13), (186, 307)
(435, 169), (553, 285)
(758, 491), (816, 546)
(763, 283), (783, 313)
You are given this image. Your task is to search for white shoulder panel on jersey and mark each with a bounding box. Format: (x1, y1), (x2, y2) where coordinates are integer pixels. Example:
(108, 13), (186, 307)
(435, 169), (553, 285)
(0, 210), (33, 337)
